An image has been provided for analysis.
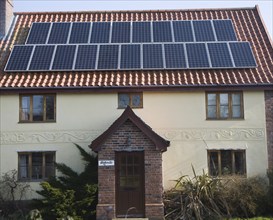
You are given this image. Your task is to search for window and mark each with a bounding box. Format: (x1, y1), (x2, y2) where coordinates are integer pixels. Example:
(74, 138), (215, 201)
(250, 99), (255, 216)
(208, 150), (246, 176)
(206, 92), (243, 119)
(20, 94), (56, 122)
(118, 93), (143, 108)
(18, 152), (55, 181)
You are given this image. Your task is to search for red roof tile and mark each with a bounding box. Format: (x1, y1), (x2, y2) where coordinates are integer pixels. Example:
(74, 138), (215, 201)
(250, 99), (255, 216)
(0, 6), (273, 90)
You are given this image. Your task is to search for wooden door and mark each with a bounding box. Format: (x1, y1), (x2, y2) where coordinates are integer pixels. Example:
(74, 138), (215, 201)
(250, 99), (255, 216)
(116, 151), (145, 218)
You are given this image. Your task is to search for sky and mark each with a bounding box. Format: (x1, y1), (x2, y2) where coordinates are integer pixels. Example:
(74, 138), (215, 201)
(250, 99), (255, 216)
(13, 0), (273, 38)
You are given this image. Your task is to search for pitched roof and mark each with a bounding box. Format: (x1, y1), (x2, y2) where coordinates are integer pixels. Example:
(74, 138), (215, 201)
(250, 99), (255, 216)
(1, 6), (273, 91)
(90, 106), (170, 152)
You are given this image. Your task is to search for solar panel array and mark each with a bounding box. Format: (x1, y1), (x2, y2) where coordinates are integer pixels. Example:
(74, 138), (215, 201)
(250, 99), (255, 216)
(5, 19), (257, 72)
(5, 42), (256, 71)
(25, 20), (237, 45)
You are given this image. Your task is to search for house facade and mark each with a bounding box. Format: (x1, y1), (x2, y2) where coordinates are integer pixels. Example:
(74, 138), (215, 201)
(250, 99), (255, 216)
(0, 1), (273, 219)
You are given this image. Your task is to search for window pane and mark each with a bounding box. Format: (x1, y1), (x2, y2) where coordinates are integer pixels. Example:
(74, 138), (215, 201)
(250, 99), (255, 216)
(207, 106), (216, 118)
(209, 152), (219, 176)
(19, 154), (29, 179)
(220, 105), (229, 118)
(221, 151), (232, 175)
(33, 95), (44, 121)
(220, 93), (228, 105)
(232, 106), (241, 118)
(46, 95), (55, 120)
(45, 153), (55, 178)
(21, 96), (30, 120)
(207, 93), (216, 105)
(232, 93), (241, 105)
(32, 153), (43, 179)
(235, 151), (245, 175)
(131, 94), (141, 107)
(118, 94), (130, 108)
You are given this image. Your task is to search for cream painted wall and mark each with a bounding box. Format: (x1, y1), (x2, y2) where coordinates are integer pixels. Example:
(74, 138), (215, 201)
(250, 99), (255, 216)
(0, 91), (268, 196)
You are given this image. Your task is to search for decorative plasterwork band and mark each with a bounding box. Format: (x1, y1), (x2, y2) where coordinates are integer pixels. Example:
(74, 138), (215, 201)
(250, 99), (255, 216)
(0, 128), (265, 145)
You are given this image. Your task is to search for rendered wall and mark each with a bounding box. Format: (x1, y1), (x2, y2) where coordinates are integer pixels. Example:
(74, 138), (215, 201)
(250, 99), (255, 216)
(0, 91), (268, 197)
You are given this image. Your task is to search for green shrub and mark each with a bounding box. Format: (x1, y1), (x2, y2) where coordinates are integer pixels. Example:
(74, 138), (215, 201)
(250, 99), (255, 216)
(33, 144), (98, 220)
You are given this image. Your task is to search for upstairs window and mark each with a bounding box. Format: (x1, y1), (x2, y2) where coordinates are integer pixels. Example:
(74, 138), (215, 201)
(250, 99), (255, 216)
(118, 93), (143, 109)
(206, 92), (243, 119)
(20, 94), (56, 122)
(208, 150), (246, 176)
(18, 152), (55, 181)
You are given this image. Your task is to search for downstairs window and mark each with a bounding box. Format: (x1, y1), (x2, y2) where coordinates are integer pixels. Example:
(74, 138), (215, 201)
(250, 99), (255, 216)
(18, 152), (55, 181)
(208, 150), (246, 176)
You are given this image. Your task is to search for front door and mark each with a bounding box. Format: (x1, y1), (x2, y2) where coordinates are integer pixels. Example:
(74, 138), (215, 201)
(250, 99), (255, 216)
(116, 151), (145, 218)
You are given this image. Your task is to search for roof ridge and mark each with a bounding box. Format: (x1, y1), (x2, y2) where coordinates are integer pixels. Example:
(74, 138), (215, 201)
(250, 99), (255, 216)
(14, 6), (257, 15)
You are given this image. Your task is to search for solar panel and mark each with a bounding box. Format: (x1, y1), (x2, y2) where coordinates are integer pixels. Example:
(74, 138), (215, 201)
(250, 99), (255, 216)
(132, 22), (151, 43)
(97, 45), (119, 69)
(229, 42), (257, 67)
(69, 22), (91, 44)
(173, 21), (194, 42)
(186, 43), (210, 68)
(143, 44), (163, 69)
(213, 20), (237, 41)
(164, 43), (187, 68)
(26, 23), (51, 44)
(48, 23), (71, 44)
(120, 44), (141, 69)
(5, 45), (33, 71)
(52, 45), (76, 70)
(153, 21), (172, 42)
(90, 22), (111, 43)
(193, 20), (215, 42)
(111, 22), (131, 43)
(29, 45), (55, 70)
(207, 43), (233, 68)
(75, 45), (98, 70)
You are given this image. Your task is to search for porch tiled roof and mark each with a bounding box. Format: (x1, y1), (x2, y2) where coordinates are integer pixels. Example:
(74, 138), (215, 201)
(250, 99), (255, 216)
(0, 6), (273, 90)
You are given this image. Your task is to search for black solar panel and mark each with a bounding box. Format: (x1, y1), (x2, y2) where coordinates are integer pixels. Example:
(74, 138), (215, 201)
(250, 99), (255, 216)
(173, 21), (194, 42)
(97, 45), (119, 69)
(29, 45), (55, 70)
(208, 43), (233, 68)
(69, 22), (91, 44)
(5, 45), (33, 71)
(143, 44), (163, 69)
(229, 42), (257, 67)
(75, 45), (98, 70)
(153, 21), (172, 42)
(213, 20), (237, 41)
(26, 23), (51, 44)
(52, 45), (76, 70)
(48, 23), (71, 44)
(132, 22), (151, 43)
(90, 22), (111, 43)
(164, 44), (187, 69)
(111, 22), (131, 43)
(193, 20), (215, 42)
(186, 43), (210, 68)
(120, 44), (141, 69)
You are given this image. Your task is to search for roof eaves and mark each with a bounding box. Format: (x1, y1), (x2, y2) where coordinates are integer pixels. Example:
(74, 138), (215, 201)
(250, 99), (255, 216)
(13, 5), (256, 16)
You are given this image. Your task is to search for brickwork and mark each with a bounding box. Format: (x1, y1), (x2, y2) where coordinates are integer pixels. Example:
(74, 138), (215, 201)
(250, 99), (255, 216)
(265, 91), (273, 169)
(0, 0), (13, 37)
(96, 119), (164, 220)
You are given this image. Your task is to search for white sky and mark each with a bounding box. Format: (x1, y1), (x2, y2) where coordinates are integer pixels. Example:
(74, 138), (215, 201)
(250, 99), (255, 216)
(13, 0), (273, 38)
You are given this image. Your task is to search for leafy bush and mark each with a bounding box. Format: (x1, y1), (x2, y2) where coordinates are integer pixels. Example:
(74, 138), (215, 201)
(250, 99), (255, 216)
(33, 144), (98, 220)
(164, 167), (230, 220)
(164, 168), (270, 220)
(221, 175), (268, 218)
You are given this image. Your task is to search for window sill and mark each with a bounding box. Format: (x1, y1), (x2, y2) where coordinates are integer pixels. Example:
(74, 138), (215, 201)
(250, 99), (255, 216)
(206, 118), (244, 121)
(18, 121), (56, 124)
